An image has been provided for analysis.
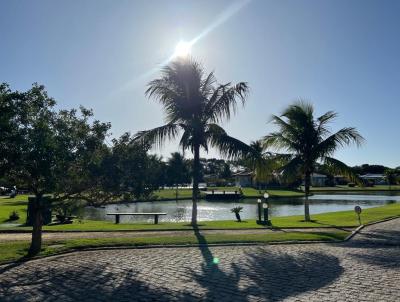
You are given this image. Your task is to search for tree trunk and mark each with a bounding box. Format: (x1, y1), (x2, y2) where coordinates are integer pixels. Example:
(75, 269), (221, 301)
(28, 194), (43, 257)
(304, 172), (311, 221)
(175, 184), (178, 200)
(191, 144), (200, 225)
(235, 212), (241, 222)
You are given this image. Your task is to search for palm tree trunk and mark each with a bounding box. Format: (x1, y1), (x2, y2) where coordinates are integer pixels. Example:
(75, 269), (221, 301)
(191, 144), (200, 225)
(28, 193), (43, 257)
(304, 172), (311, 221)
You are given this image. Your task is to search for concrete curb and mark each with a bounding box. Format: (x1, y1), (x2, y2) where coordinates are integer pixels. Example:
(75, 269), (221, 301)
(343, 216), (400, 241)
(362, 215), (400, 227)
(344, 225), (365, 241)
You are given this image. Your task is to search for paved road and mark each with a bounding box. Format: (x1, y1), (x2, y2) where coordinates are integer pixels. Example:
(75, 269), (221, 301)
(0, 219), (399, 301)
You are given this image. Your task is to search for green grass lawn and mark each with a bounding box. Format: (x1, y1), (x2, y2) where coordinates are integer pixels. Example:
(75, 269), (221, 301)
(152, 187), (304, 199)
(0, 195), (28, 224)
(39, 202), (400, 230)
(2, 193), (399, 264)
(0, 230), (349, 264)
(239, 187), (304, 198)
(310, 185), (400, 191)
(1, 195), (399, 231)
(152, 188), (195, 200)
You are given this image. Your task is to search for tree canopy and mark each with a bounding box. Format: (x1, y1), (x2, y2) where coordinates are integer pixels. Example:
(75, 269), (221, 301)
(134, 58), (252, 224)
(262, 101), (364, 221)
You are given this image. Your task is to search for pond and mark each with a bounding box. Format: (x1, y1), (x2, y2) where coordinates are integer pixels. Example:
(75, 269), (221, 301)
(84, 191), (400, 223)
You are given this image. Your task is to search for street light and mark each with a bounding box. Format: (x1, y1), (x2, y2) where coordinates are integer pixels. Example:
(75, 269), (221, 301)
(257, 198), (262, 222)
(262, 202), (270, 224)
(256, 192), (271, 225)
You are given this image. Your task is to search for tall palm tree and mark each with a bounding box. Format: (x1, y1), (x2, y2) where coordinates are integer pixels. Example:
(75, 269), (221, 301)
(262, 101), (364, 221)
(242, 141), (278, 187)
(135, 58), (251, 225)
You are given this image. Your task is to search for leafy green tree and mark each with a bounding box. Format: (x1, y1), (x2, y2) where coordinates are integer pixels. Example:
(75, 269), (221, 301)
(262, 101), (364, 221)
(239, 140), (282, 188)
(0, 83), (24, 176)
(219, 162), (232, 179)
(385, 168), (398, 189)
(167, 152), (190, 199)
(106, 133), (165, 201)
(135, 58), (251, 225)
(2, 84), (110, 256)
(352, 164), (388, 175)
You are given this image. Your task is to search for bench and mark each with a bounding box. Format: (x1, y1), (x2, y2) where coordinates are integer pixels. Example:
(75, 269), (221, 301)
(106, 212), (167, 224)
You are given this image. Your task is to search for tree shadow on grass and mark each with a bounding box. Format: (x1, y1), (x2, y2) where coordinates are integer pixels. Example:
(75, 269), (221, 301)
(191, 225), (343, 301)
(1, 199), (28, 206)
(311, 220), (354, 231)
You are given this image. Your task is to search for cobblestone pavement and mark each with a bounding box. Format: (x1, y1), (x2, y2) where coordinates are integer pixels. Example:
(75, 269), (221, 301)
(0, 219), (399, 302)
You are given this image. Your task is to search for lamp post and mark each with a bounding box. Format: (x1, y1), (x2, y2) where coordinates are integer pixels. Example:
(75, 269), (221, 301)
(256, 193), (271, 225)
(262, 202), (271, 225)
(263, 192), (271, 225)
(257, 198), (262, 222)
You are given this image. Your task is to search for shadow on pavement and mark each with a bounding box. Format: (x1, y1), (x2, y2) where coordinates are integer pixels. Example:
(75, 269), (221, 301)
(350, 247), (400, 269)
(344, 229), (400, 248)
(192, 226), (343, 301)
(0, 261), (195, 301)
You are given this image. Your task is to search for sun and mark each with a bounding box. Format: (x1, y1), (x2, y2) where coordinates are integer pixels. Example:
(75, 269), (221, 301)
(173, 41), (192, 58)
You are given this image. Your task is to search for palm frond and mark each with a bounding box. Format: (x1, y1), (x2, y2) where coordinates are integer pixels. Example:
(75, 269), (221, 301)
(206, 124), (252, 159)
(205, 82), (249, 123)
(279, 156), (303, 182)
(323, 157), (362, 185)
(134, 123), (180, 149)
(262, 132), (299, 152)
(331, 127), (364, 147)
(201, 71), (217, 97)
(316, 110), (337, 136)
(313, 127), (363, 159)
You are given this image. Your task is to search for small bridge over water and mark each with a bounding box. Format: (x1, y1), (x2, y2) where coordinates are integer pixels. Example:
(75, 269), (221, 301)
(204, 190), (242, 200)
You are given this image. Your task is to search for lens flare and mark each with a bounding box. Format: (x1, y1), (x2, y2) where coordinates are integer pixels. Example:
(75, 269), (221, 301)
(173, 41), (192, 58)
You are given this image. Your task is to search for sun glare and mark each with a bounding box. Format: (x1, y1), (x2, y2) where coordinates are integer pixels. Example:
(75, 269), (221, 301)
(173, 41), (192, 58)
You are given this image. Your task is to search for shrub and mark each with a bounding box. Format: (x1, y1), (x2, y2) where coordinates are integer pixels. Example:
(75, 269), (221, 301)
(52, 199), (85, 224)
(230, 206), (243, 222)
(9, 211), (19, 221)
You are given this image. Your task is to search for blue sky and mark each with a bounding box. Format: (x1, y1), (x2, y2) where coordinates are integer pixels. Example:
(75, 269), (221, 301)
(1, 0), (399, 167)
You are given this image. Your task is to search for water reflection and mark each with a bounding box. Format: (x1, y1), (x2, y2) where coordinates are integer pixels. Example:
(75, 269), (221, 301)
(84, 192), (400, 223)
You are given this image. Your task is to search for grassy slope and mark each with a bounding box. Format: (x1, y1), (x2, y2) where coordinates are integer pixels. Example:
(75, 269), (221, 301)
(2, 194), (399, 264)
(153, 187), (304, 200)
(152, 188), (194, 200)
(42, 202), (400, 230)
(1, 201), (399, 231)
(0, 231), (348, 264)
(310, 185), (400, 191)
(0, 195), (28, 224)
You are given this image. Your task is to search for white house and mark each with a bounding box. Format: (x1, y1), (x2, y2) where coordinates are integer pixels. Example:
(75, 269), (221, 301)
(359, 174), (387, 185)
(310, 173), (328, 187)
(233, 171), (253, 187)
